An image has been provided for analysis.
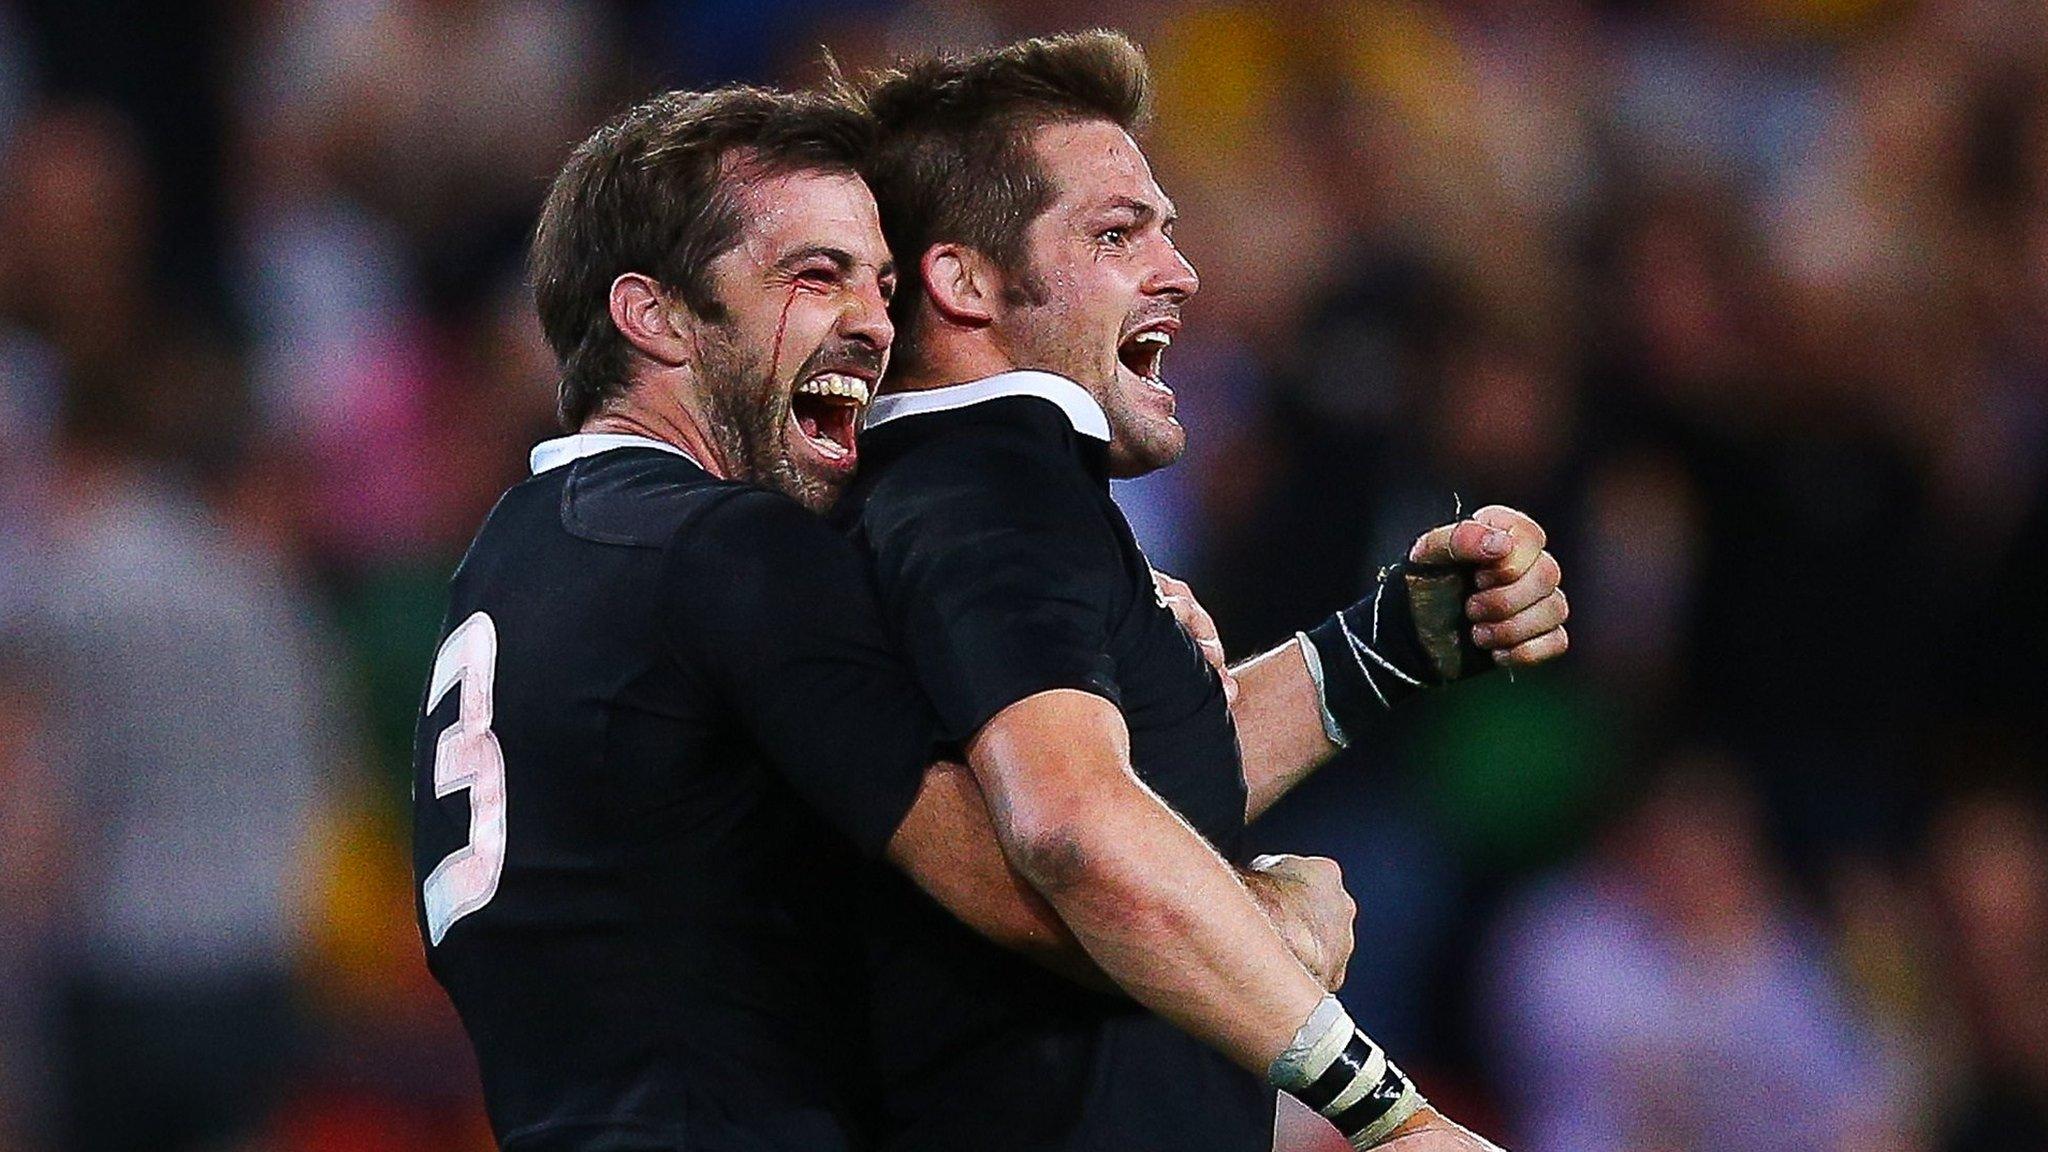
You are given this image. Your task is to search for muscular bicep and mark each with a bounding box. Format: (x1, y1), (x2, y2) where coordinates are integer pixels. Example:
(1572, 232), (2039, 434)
(960, 688), (1147, 882)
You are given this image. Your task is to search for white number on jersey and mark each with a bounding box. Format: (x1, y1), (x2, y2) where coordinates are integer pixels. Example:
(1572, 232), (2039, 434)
(421, 611), (509, 946)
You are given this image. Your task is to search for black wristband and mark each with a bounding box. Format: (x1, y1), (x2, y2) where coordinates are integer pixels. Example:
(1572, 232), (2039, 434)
(1268, 996), (1428, 1149)
(1300, 1028), (1419, 1145)
(1303, 561), (1493, 740)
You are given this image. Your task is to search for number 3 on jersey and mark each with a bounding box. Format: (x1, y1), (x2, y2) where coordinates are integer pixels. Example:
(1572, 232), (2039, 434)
(422, 611), (508, 946)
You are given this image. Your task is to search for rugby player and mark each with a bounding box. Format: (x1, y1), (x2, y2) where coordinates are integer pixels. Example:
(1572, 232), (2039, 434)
(832, 31), (1566, 1150)
(411, 84), (1395, 1152)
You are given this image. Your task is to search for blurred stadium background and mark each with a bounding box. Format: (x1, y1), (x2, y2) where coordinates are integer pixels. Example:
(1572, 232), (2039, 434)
(1, 1), (2045, 1150)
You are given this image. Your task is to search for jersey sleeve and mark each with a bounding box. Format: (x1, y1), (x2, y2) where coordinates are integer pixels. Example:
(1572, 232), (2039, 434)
(661, 488), (937, 857)
(860, 436), (1125, 746)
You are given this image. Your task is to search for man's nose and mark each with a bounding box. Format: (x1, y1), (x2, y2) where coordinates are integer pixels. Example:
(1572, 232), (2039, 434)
(841, 275), (894, 352)
(1149, 241), (1199, 301)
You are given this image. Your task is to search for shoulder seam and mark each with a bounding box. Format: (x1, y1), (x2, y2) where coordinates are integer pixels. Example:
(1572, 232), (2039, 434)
(558, 458), (751, 548)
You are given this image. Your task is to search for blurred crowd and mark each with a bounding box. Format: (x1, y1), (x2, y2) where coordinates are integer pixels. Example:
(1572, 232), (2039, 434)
(0, 1), (2043, 1151)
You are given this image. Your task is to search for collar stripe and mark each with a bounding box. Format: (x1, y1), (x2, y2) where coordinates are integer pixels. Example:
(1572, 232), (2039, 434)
(529, 433), (701, 475)
(862, 371), (1110, 441)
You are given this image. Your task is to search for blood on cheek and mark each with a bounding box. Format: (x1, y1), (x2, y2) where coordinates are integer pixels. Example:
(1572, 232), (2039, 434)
(768, 280), (799, 382)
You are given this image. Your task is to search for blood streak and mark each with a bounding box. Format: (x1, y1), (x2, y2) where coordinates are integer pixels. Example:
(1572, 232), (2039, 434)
(769, 280), (799, 382)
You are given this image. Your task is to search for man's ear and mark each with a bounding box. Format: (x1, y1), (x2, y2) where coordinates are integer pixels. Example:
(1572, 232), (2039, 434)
(922, 244), (998, 328)
(608, 273), (692, 368)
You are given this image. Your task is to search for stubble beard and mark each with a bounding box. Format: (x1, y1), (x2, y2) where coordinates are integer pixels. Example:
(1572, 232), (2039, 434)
(1006, 290), (1186, 478)
(696, 327), (833, 510)
(1100, 381), (1186, 478)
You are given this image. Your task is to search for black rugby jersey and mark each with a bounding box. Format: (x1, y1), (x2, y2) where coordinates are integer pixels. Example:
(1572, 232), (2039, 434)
(832, 372), (1274, 1152)
(412, 436), (935, 1152)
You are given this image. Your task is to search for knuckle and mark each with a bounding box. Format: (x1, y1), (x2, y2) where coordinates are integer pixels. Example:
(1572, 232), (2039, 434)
(1481, 504), (1543, 542)
(1511, 627), (1567, 664)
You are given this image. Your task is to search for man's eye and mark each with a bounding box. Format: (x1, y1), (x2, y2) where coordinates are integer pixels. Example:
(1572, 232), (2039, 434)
(1098, 228), (1128, 247)
(797, 268), (839, 290)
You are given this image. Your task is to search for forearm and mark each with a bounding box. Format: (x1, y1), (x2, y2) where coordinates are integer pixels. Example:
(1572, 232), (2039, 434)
(1005, 782), (1326, 1072)
(889, 762), (1345, 993)
(1233, 636), (1342, 821)
(1237, 561), (1493, 819)
(969, 693), (1327, 1074)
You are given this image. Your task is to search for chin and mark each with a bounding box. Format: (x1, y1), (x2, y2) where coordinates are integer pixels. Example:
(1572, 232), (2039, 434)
(1107, 418), (1187, 479)
(794, 472), (849, 513)
(772, 466), (847, 513)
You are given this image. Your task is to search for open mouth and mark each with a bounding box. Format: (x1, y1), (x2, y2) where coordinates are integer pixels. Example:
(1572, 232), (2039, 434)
(789, 372), (871, 464)
(1118, 326), (1173, 387)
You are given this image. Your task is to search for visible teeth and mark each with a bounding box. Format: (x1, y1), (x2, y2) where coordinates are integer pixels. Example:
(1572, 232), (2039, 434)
(1130, 331), (1171, 347)
(794, 373), (871, 404)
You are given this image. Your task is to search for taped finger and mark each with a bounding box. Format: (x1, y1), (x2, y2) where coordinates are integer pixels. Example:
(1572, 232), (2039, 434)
(1410, 519), (1513, 566)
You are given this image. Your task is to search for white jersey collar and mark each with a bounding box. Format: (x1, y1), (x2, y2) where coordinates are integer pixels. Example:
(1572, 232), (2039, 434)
(529, 433), (702, 475)
(862, 370), (1110, 442)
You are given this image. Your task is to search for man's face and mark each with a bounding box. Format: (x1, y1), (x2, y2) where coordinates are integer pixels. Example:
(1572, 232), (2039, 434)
(691, 168), (894, 511)
(996, 119), (1199, 478)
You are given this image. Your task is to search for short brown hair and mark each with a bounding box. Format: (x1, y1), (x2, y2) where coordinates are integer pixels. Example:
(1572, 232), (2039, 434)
(833, 30), (1152, 348)
(531, 87), (872, 428)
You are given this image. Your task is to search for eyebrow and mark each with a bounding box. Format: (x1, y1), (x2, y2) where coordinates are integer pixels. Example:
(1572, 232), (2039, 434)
(1101, 195), (1177, 228)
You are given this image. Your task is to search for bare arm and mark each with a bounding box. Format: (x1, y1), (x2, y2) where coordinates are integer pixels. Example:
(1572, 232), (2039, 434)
(958, 688), (1327, 1073)
(1234, 637), (1343, 821)
(888, 756), (1358, 992)
(1229, 508), (1570, 821)
(885, 758), (1109, 990)
(881, 699), (1459, 1144)
(1151, 568), (1334, 820)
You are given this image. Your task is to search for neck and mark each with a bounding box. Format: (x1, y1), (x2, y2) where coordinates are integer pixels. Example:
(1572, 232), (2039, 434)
(882, 329), (1019, 395)
(580, 404), (727, 478)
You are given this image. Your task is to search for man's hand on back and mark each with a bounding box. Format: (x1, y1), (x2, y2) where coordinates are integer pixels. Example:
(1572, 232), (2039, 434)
(1154, 568), (1237, 704)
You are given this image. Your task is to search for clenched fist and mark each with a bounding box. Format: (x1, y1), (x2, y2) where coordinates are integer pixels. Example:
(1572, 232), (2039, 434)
(1407, 504), (1567, 670)
(1241, 853), (1355, 990)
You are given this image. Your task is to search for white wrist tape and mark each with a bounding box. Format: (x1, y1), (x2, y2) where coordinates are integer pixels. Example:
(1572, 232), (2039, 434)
(1295, 632), (1351, 749)
(1269, 993), (1352, 1086)
(1268, 994), (1427, 1149)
